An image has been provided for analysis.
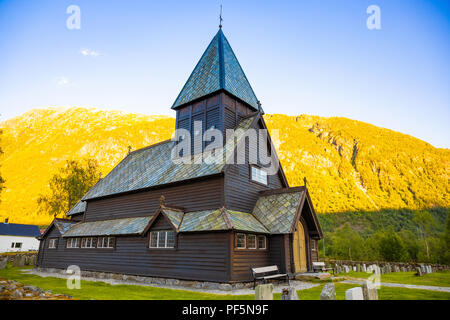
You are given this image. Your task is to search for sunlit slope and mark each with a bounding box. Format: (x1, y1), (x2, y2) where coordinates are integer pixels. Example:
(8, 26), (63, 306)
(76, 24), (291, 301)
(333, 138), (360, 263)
(0, 108), (448, 225)
(0, 108), (174, 225)
(264, 114), (449, 213)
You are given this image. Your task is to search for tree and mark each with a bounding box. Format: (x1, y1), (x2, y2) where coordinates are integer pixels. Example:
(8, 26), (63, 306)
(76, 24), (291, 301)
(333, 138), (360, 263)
(413, 211), (436, 260)
(38, 159), (100, 218)
(375, 230), (408, 262)
(328, 223), (367, 260)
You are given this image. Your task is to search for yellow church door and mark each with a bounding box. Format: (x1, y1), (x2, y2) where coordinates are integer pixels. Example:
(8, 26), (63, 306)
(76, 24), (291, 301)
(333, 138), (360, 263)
(293, 220), (307, 273)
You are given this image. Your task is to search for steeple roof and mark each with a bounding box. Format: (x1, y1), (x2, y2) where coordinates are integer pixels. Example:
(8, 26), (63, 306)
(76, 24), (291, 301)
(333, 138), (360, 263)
(171, 29), (259, 110)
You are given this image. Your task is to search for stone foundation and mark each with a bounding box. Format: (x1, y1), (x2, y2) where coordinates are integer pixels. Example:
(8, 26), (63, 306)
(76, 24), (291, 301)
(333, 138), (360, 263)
(34, 267), (255, 291)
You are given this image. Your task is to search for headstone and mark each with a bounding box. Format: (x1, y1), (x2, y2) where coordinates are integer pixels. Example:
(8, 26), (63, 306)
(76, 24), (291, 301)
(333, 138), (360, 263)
(320, 283), (336, 300)
(281, 287), (298, 300)
(12, 255), (25, 267)
(362, 282), (378, 300)
(362, 264), (367, 272)
(401, 267), (406, 273)
(345, 287), (364, 300)
(0, 258), (7, 269)
(356, 264), (361, 272)
(415, 267), (422, 276)
(427, 266), (432, 273)
(344, 266), (350, 273)
(255, 284), (274, 300)
(353, 266), (356, 272)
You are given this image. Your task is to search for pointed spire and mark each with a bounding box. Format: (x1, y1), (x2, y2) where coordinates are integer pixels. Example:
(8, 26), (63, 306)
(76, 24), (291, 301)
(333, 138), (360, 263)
(219, 5), (223, 29)
(171, 29), (259, 110)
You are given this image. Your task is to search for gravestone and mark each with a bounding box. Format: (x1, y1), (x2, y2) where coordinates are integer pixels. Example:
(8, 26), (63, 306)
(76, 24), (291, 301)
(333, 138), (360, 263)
(415, 267), (422, 276)
(281, 287), (298, 300)
(255, 284), (274, 300)
(12, 255), (25, 267)
(362, 282), (378, 300)
(345, 287), (364, 300)
(344, 266), (350, 273)
(0, 258), (7, 269)
(320, 283), (336, 300)
(362, 264), (367, 272)
(356, 264), (361, 272)
(401, 267), (406, 273)
(353, 266), (356, 272)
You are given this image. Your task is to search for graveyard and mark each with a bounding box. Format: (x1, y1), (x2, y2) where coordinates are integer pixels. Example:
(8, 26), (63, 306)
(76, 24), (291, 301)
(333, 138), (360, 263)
(1, 264), (449, 300)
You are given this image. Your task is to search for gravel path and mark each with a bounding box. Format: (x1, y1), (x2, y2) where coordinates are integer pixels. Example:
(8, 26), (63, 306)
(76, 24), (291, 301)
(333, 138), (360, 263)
(22, 269), (319, 295)
(341, 280), (450, 293)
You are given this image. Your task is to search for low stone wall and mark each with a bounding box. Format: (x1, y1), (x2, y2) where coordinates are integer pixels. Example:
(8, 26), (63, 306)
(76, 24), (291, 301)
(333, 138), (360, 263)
(35, 267), (255, 291)
(0, 252), (37, 268)
(328, 260), (449, 274)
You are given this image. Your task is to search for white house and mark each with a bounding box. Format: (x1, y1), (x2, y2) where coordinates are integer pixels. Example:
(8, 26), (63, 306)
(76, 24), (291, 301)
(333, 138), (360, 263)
(0, 218), (41, 252)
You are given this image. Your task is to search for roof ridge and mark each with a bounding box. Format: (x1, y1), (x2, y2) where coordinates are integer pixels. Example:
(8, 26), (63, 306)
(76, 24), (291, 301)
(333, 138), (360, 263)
(220, 207), (234, 230)
(128, 139), (173, 156)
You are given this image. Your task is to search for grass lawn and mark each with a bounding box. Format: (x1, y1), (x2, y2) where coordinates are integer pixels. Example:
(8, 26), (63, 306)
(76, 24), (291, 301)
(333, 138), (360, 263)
(336, 270), (450, 287)
(1, 266), (449, 300)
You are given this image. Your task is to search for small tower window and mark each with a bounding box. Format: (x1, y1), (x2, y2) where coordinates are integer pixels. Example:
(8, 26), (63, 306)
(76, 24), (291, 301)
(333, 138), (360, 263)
(251, 166), (268, 185)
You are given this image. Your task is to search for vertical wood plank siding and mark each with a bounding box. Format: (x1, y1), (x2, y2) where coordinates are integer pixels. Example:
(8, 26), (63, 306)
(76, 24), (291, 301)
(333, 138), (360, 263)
(84, 176), (224, 221)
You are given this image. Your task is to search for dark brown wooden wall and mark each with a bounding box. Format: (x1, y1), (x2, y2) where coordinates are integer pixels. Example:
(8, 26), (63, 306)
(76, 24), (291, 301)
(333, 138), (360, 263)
(38, 230), (231, 282)
(84, 176), (224, 221)
(224, 117), (286, 213)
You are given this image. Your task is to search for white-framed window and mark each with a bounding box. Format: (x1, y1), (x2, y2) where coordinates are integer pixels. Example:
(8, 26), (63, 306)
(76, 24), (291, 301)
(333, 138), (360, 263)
(250, 166), (268, 185)
(81, 237), (97, 248)
(97, 237), (115, 248)
(48, 238), (57, 249)
(66, 238), (80, 248)
(236, 233), (246, 249)
(149, 230), (175, 248)
(247, 234), (257, 249)
(258, 235), (266, 249)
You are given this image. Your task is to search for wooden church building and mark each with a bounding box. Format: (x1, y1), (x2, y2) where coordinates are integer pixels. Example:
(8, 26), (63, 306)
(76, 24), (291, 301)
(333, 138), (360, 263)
(37, 28), (323, 283)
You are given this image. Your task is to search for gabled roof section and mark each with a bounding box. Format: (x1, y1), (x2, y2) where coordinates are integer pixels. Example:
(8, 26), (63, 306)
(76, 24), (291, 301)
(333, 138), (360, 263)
(82, 115), (257, 201)
(0, 222), (41, 237)
(39, 218), (77, 239)
(172, 29), (259, 110)
(252, 188), (305, 234)
(179, 208), (269, 234)
(67, 200), (86, 216)
(62, 216), (152, 237)
(252, 187), (323, 237)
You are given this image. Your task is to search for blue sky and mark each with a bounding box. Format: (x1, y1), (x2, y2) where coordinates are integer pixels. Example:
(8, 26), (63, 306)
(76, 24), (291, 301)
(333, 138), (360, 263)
(0, 0), (449, 148)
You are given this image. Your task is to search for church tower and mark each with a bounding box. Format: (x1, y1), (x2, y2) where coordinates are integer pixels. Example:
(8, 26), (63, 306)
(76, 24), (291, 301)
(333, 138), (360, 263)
(172, 28), (264, 153)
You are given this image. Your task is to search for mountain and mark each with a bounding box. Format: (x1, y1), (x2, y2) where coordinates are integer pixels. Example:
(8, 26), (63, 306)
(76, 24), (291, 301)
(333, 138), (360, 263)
(0, 107), (448, 225)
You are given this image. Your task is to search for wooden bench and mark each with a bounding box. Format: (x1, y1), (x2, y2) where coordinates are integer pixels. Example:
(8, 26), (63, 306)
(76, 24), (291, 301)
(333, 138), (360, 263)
(251, 265), (289, 289)
(312, 261), (333, 273)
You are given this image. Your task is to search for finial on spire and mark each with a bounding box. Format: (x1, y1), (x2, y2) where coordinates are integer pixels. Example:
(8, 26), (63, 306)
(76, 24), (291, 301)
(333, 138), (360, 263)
(127, 145), (132, 155)
(219, 5), (223, 28)
(257, 100), (265, 115)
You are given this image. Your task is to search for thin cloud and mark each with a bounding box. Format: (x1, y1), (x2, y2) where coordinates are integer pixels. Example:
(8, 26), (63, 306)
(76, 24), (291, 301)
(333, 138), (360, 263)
(57, 76), (70, 86)
(80, 48), (100, 57)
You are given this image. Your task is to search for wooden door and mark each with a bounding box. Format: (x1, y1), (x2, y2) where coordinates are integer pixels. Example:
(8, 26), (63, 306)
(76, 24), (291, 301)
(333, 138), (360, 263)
(293, 220), (307, 273)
